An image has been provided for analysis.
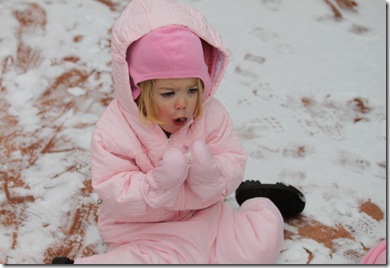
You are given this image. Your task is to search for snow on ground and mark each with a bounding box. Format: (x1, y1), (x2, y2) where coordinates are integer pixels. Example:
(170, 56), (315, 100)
(0, 0), (386, 264)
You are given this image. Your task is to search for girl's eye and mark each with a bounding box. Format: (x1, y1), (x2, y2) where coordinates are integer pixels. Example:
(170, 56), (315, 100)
(161, 91), (175, 98)
(188, 87), (198, 94)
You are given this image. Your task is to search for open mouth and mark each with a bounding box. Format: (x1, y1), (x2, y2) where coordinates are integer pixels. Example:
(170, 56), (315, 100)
(173, 117), (188, 126)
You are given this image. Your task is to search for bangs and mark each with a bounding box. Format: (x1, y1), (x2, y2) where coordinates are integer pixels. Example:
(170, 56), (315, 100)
(136, 78), (204, 125)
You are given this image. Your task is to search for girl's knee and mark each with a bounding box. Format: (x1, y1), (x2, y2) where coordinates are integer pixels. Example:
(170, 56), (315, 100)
(212, 198), (284, 264)
(240, 197), (284, 227)
(238, 198), (284, 263)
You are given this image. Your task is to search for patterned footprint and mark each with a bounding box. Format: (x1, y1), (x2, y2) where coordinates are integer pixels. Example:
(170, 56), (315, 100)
(15, 43), (42, 72)
(293, 114), (321, 137)
(283, 143), (315, 158)
(345, 212), (380, 239)
(234, 65), (259, 86)
(23, 202), (53, 228)
(237, 98), (251, 106)
(305, 102), (345, 140)
(252, 82), (275, 100)
(337, 150), (371, 174)
(244, 53), (266, 64)
(250, 27), (294, 54)
(276, 169), (306, 181)
(250, 27), (280, 42)
(274, 43), (295, 54)
(248, 149), (265, 159)
(247, 143), (280, 159)
(331, 239), (367, 263)
(261, 0), (282, 12)
(13, 3), (47, 34)
(238, 117), (285, 140)
(261, 117), (285, 134)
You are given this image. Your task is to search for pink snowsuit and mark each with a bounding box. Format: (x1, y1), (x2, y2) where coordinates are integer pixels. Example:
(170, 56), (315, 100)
(75, 0), (284, 264)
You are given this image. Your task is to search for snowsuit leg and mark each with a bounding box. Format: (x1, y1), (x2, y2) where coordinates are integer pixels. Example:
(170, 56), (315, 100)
(74, 239), (206, 264)
(74, 197), (283, 264)
(74, 211), (210, 264)
(209, 197), (284, 264)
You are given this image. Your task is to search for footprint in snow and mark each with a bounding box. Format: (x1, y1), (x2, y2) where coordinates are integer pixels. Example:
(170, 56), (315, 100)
(305, 104), (345, 141)
(337, 150), (371, 174)
(237, 117), (285, 140)
(261, 0), (282, 12)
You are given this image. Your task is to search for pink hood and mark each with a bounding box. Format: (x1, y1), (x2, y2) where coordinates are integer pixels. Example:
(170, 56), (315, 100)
(111, 0), (229, 118)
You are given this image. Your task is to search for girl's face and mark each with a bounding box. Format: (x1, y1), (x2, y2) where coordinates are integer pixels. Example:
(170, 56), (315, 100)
(153, 77), (199, 134)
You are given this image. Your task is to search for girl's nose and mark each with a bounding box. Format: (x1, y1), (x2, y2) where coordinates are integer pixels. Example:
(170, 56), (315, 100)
(175, 96), (187, 110)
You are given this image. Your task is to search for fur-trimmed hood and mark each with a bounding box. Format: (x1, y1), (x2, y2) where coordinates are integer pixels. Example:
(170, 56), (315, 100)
(110, 0), (229, 117)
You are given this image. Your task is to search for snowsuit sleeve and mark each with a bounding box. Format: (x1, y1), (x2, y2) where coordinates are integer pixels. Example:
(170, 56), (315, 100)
(90, 126), (153, 221)
(90, 104), (190, 222)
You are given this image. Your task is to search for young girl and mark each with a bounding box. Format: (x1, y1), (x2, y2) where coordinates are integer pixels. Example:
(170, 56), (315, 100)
(52, 0), (304, 264)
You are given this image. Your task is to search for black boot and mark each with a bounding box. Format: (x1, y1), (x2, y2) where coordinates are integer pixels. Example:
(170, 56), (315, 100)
(51, 257), (74, 264)
(235, 180), (306, 219)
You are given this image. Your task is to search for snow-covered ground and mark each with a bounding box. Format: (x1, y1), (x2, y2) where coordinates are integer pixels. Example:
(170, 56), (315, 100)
(0, 0), (386, 264)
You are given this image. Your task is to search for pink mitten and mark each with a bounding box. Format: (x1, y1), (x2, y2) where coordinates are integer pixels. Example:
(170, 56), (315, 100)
(144, 147), (189, 208)
(188, 140), (221, 184)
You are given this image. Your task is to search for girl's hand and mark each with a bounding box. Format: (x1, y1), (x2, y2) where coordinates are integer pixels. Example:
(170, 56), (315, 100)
(187, 140), (221, 185)
(148, 147), (189, 190)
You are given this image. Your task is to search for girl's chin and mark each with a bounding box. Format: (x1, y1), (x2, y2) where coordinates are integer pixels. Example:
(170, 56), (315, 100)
(160, 124), (179, 135)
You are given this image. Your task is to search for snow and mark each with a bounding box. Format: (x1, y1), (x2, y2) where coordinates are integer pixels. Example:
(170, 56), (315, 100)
(0, 0), (386, 265)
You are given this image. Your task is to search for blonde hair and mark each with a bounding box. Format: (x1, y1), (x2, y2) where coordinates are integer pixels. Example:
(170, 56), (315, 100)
(136, 78), (204, 125)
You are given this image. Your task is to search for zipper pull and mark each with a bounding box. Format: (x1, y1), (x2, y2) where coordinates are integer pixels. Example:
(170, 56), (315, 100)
(167, 138), (172, 145)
